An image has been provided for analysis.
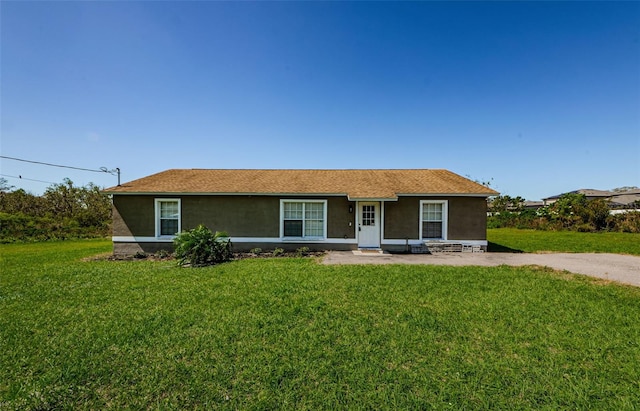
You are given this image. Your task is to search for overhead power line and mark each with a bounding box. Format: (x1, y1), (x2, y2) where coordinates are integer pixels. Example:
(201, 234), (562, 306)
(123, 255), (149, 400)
(1, 155), (108, 173)
(1, 155), (121, 185)
(0, 173), (57, 185)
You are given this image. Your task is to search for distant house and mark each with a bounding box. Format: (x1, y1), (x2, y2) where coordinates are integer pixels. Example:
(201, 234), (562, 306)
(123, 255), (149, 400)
(542, 188), (640, 211)
(608, 189), (640, 209)
(104, 169), (498, 256)
(523, 200), (544, 210)
(542, 189), (614, 206)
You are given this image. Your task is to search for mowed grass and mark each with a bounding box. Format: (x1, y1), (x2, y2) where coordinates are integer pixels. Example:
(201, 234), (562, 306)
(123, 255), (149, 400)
(2, 240), (640, 410)
(489, 228), (640, 255)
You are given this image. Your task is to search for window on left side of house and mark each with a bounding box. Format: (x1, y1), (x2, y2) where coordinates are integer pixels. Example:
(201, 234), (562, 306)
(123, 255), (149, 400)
(282, 200), (326, 239)
(156, 199), (181, 237)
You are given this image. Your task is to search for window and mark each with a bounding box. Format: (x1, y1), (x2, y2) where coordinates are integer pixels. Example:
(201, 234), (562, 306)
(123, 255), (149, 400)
(281, 200), (326, 239)
(362, 204), (375, 226)
(155, 199), (181, 237)
(420, 200), (447, 240)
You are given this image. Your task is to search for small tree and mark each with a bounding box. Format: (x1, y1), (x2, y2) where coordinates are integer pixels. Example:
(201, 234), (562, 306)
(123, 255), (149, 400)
(546, 193), (610, 231)
(490, 195), (525, 213)
(174, 225), (232, 267)
(585, 199), (610, 231)
(0, 178), (14, 193)
(548, 193), (587, 229)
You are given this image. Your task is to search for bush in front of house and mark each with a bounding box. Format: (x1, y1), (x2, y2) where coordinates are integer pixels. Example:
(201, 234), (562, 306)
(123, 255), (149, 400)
(173, 225), (232, 267)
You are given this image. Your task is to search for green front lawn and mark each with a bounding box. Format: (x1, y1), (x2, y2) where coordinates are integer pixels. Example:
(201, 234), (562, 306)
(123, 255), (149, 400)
(488, 228), (640, 255)
(2, 240), (639, 409)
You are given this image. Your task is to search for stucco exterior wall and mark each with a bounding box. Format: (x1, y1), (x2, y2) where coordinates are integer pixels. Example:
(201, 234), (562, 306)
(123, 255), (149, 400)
(384, 198), (420, 239)
(383, 197), (488, 241)
(182, 196), (280, 237)
(183, 196), (356, 238)
(111, 194), (487, 255)
(112, 194), (357, 239)
(112, 195), (156, 237)
(447, 197), (488, 240)
(327, 197), (356, 239)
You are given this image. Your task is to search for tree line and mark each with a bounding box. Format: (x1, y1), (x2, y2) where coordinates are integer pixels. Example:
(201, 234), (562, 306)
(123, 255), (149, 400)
(0, 178), (112, 242)
(488, 193), (640, 233)
(2, 177), (638, 242)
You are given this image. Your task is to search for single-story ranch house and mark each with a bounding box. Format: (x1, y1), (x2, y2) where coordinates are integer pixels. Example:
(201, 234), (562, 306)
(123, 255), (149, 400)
(104, 169), (498, 255)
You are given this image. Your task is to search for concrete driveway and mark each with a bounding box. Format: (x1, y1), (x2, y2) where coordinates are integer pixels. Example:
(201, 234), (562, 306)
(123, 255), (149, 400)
(322, 251), (640, 287)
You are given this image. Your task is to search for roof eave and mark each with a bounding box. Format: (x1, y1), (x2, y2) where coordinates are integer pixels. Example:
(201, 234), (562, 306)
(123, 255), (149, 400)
(105, 191), (498, 198)
(396, 192), (498, 198)
(104, 191), (351, 197)
(347, 196), (399, 202)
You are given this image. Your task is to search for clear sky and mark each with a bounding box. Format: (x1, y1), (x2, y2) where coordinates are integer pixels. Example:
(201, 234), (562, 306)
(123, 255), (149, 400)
(1, 1), (639, 200)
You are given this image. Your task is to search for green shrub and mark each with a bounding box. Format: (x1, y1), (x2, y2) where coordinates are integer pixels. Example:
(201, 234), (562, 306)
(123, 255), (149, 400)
(0, 212), (108, 242)
(250, 247), (262, 254)
(272, 247), (284, 257)
(0, 179), (112, 242)
(488, 194), (638, 233)
(296, 246), (310, 257)
(610, 211), (640, 233)
(134, 251), (147, 259)
(155, 249), (171, 259)
(173, 225), (232, 267)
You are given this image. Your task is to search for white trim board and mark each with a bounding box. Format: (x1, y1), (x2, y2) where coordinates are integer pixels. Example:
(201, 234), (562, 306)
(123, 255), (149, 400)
(112, 236), (487, 246)
(109, 192), (350, 197)
(110, 192), (493, 198)
(112, 236), (357, 244)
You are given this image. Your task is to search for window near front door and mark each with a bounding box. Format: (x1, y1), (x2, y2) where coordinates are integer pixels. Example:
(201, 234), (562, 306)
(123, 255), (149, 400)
(282, 200), (326, 239)
(421, 201), (447, 239)
(155, 199), (181, 237)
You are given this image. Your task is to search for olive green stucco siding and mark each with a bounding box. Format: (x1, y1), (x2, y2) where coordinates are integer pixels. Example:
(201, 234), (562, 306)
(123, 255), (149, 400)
(447, 197), (488, 240)
(383, 197), (487, 241)
(327, 197), (356, 239)
(184, 196), (355, 238)
(112, 194), (487, 254)
(383, 198), (420, 239)
(113, 195), (356, 239)
(182, 196), (279, 237)
(112, 195), (156, 237)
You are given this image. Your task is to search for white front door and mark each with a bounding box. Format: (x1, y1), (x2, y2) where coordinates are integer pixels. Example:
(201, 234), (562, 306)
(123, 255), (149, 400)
(358, 202), (380, 248)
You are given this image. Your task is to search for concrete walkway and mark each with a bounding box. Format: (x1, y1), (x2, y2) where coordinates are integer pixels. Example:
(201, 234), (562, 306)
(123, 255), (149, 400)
(322, 251), (640, 287)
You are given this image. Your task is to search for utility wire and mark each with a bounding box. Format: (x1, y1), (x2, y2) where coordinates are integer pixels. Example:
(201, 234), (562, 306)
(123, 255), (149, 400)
(0, 155), (116, 174)
(0, 173), (57, 185)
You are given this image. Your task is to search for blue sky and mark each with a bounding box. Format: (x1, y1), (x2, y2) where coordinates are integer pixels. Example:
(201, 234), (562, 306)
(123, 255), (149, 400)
(1, 1), (639, 200)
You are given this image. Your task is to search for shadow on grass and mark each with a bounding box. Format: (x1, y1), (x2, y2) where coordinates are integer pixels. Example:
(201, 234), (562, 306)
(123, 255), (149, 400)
(488, 242), (524, 253)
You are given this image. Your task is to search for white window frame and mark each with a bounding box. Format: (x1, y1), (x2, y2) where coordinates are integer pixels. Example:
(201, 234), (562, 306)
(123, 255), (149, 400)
(155, 198), (181, 238)
(280, 199), (328, 240)
(419, 200), (448, 240)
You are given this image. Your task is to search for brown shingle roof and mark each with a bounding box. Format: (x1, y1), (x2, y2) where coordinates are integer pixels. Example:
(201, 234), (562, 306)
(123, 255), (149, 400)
(103, 169), (498, 199)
